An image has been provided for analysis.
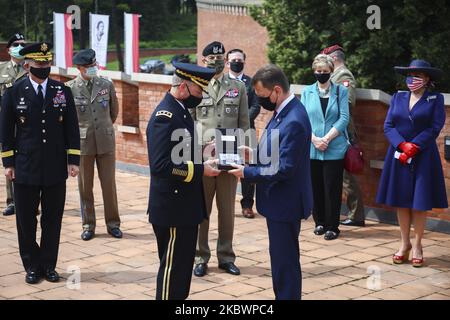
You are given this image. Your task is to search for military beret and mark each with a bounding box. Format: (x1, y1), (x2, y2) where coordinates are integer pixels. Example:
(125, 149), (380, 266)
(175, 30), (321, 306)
(7, 33), (25, 48)
(19, 42), (53, 62)
(202, 41), (225, 57)
(321, 44), (344, 55)
(73, 49), (97, 66)
(172, 61), (215, 89)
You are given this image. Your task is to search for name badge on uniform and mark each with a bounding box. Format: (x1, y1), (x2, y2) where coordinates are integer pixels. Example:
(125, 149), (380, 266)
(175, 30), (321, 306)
(225, 88), (239, 98)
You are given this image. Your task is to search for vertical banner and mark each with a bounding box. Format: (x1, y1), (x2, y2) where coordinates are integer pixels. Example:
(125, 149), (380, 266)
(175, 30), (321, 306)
(53, 12), (73, 68)
(90, 13), (110, 70)
(124, 13), (140, 75)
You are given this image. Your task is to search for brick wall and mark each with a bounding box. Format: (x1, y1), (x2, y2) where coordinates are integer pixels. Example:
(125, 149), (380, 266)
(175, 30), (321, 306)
(49, 67), (450, 225)
(197, 8), (269, 77)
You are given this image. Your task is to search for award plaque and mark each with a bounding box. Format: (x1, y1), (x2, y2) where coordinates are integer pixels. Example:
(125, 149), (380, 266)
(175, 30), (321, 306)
(215, 128), (244, 171)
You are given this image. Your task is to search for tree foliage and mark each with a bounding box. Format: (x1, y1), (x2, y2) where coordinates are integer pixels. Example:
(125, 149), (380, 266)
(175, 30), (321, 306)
(251, 0), (450, 93)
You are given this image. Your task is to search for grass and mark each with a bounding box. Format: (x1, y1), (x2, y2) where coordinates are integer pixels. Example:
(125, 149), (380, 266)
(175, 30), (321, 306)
(106, 54), (197, 71)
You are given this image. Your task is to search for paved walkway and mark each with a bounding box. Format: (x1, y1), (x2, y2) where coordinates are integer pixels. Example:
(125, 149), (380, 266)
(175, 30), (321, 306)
(0, 170), (449, 300)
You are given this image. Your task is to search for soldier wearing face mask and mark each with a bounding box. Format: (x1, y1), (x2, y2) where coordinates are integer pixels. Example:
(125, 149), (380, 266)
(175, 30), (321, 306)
(65, 49), (122, 241)
(1, 42), (80, 284)
(190, 41), (250, 278)
(226, 48), (260, 219)
(0, 33), (28, 216)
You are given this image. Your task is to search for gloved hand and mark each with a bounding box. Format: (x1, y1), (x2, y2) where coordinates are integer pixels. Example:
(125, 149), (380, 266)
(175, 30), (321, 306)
(398, 142), (420, 158)
(398, 152), (410, 165)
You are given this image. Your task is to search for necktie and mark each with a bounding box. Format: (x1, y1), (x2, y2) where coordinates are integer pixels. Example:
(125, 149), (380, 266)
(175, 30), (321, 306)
(37, 84), (44, 107)
(87, 80), (93, 94)
(212, 79), (220, 96)
(15, 64), (20, 75)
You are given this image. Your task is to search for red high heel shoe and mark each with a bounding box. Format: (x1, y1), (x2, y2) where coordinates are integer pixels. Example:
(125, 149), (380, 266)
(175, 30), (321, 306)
(412, 249), (424, 268)
(392, 246), (412, 264)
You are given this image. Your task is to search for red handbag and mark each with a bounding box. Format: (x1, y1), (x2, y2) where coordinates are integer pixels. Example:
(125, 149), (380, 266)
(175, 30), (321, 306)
(336, 85), (364, 174)
(344, 143), (364, 174)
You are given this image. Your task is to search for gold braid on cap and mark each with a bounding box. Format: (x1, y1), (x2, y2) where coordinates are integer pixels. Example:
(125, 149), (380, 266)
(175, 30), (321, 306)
(175, 69), (209, 88)
(24, 52), (53, 61)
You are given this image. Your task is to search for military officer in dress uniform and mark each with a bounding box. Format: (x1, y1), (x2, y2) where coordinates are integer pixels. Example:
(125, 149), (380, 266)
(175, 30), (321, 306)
(146, 61), (220, 300)
(226, 48), (260, 219)
(0, 42), (80, 284)
(66, 49), (122, 241)
(191, 41), (250, 277)
(322, 44), (365, 227)
(0, 33), (28, 216)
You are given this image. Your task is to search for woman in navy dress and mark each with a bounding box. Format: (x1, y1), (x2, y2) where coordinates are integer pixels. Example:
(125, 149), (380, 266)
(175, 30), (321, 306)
(376, 60), (447, 268)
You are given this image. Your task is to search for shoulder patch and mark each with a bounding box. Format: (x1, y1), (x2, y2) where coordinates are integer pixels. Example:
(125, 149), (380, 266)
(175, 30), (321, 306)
(342, 80), (350, 87)
(156, 110), (173, 119)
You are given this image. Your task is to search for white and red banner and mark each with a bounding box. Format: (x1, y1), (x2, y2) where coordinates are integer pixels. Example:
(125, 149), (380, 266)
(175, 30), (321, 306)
(124, 13), (140, 75)
(90, 13), (110, 70)
(53, 12), (73, 68)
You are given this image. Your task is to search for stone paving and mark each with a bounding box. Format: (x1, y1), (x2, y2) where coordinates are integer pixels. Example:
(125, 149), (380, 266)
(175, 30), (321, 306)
(0, 170), (449, 300)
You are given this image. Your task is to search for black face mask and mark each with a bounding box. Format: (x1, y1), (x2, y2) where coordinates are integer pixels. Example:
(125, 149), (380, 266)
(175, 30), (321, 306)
(314, 72), (331, 84)
(183, 85), (203, 109)
(230, 61), (244, 74)
(257, 89), (277, 111)
(30, 66), (51, 80)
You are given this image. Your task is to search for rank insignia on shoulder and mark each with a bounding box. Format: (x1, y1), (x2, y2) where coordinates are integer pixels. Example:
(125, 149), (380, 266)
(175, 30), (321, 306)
(156, 110), (173, 119)
(342, 80), (350, 87)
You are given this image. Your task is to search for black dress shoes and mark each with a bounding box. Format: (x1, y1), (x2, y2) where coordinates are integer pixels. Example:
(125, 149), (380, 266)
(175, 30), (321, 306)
(313, 225), (325, 235)
(340, 219), (365, 227)
(194, 263), (208, 277)
(2, 203), (15, 216)
(81, 230), (95, 241)
(324, 230), (340, 241)
(25, 270), (41, 284)
(108, 228), (123, 238)
(44, 270), (60, 282)
(219, 262), (240, 276)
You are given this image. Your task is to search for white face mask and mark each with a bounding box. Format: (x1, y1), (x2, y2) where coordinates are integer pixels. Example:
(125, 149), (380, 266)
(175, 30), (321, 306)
(85, 66), (98, 77)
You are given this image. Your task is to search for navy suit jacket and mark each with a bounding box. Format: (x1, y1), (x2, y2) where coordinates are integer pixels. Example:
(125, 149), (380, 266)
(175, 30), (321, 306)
(243, 96), (313, 222)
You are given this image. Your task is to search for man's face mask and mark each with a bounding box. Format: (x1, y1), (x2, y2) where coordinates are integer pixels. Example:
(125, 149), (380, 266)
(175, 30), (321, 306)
(206, 57), (225, 75)
(257, 88), (278, 111)
(9, 44), (25, 60)
(182, 84), (203, 109)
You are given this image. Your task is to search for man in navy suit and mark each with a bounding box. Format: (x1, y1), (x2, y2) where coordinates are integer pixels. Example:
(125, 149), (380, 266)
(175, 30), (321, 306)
(229, 64), (313, 300)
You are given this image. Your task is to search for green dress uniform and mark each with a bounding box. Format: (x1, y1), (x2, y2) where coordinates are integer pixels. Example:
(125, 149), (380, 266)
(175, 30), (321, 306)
(66, 74), (120, 234)
(0, 42), (80, 276)
(146, 62), (215, 299)
(190, 73), (250, 266)
(331, 64), (365, 223)
(0, 60), (28, 210)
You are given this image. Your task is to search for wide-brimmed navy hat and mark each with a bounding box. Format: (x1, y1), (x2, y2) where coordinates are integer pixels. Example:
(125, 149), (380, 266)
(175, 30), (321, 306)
(394, 59), (443, 81)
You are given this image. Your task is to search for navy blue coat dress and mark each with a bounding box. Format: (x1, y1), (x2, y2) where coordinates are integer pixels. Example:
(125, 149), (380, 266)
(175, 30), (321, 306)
(376, 90), (448, 211)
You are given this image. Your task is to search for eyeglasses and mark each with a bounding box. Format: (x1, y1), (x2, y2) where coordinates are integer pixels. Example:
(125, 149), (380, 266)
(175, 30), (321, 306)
(11, 42), (26, 47)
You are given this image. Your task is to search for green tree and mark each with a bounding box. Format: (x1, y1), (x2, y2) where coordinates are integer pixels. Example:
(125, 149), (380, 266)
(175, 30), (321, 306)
(251, 0), (450, 93)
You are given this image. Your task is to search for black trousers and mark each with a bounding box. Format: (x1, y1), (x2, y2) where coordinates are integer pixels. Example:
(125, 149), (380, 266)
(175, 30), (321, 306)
(240, 179), (255, 209)
(152, 224), (198, 300)
(310, 160), (344, 232)
(14, 181), (66, 272)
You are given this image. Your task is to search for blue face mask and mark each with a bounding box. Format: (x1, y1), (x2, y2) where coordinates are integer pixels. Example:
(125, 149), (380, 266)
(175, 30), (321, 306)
(9, 45), (24, 59)
(85, 66), (98, 77)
